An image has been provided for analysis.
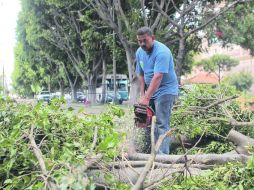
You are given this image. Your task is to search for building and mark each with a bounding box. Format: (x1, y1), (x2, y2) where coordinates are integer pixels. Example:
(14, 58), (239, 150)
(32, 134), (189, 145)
(187, 41), (254, 94)
(184, 71), (219, 85)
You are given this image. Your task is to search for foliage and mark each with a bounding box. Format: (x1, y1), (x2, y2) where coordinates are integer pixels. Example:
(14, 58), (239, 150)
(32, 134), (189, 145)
(13, 0), (246, 99)
(171, 84), (254, 153)
(12, 0), (129, 98)
(167, 154), (254, 190)
(31, 83), (43, 94)
(0, 97), (126, 189)
(207, 2), (254, 56)
(195, 54), (239, 81)
(222, 71), (254, 92)
(173, 140), (233, 155)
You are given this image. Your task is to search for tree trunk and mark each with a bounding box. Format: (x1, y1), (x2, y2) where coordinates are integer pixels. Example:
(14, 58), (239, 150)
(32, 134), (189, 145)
(58, 80), (64, 96)
(124, 43), (138, 104)
(171, 135), (196, 149)
(88, 74), (97, 104)
(129, 76), (140, 105)
(48, 80), (51, 92)
(227, 129), (254, 155)
(70, 85), (77, 100)
(101, 58), (106, 104)
(128, 153), (250, 165)
(175, 37), (185, 84)
(87, 167), (201, 187)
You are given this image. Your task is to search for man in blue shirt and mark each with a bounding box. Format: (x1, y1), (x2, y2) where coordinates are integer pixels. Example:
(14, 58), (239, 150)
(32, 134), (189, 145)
(135, 26), (178, 154)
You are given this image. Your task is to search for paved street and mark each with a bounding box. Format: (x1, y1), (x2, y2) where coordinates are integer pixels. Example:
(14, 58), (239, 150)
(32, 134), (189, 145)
(16, 98), (131, 114)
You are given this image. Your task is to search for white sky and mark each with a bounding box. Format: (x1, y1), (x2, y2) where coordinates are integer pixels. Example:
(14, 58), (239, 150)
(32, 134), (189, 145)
(0, 0), (21, 86)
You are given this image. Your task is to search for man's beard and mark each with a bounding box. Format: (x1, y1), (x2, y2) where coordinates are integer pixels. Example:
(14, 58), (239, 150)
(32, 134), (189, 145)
(141, 45), (148, 51)
(141, 46), (147, 51)
(142, 45), (153, 53)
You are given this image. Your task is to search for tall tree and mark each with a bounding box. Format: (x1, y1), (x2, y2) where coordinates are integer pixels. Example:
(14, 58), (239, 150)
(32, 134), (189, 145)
(196, 54), (239, 82)
(155, 0), (246, 81)
(13, 0), (114, 102)
(206, 1), (254, 55)
(39, 0), (114, 102)
(13, 0), (66, 96)
(88, 0), (246, 102)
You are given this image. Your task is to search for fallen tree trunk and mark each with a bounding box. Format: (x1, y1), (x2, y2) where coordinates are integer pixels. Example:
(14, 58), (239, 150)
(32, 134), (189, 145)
(227, 129), (254, 155)
(128, 153), (250, 165)
(87, 167), (203, 187)
(96, 161), (214, 170)
(229, 120), (254, 127)
(171, 135), (197, 148)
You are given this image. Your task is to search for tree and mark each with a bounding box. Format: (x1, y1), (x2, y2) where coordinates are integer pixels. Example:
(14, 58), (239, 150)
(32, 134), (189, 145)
(13, 0), (115, 101)
(12, 0), (66, 96)
(88, 0), (246, 102)
(207, 1), (254, 55)
(12, 42), (45, 97)
(13, 0), (248, 100)
(196, 54), (239, 82)
(223, 71), (254, 92)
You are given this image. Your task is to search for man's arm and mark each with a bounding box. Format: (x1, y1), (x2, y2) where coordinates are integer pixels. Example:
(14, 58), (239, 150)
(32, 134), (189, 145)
(139, 73), (163, 105)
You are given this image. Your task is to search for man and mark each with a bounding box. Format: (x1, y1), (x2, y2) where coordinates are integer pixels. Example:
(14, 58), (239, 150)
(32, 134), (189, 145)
(135, 26), (178, 154)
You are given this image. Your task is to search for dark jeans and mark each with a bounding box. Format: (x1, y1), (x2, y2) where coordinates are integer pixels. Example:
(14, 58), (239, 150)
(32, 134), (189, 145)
(145, 94), (177, 154)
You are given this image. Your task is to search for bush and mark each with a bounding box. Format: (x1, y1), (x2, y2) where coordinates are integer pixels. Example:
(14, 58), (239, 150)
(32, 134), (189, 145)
(222, 71), (254, 92)
(168, 154), (254, 190)
(0, 97), (125, 189)
(171, 84), (254, 153)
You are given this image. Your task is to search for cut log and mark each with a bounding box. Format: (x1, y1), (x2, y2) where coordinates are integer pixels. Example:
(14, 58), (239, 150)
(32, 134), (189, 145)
(97, 161), (214, 170)
(227, 129), (254, 155)
(171, 135), (196, 148)
(229, 120), (254, 127)
(87, 167), (203, 186)
(128, 153), (250, 165)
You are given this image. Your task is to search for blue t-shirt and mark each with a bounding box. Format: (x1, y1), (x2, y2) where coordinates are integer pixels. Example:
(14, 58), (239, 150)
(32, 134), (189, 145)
(135, 41), (179, 99)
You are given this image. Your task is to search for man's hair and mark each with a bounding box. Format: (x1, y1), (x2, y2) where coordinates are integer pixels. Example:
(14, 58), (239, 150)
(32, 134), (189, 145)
(137, 26), (153, 36)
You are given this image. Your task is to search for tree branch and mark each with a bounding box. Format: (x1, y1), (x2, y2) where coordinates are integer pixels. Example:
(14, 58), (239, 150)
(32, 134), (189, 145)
(184, 0), (242, 38)
(133, 117), (175, 190)
(189, 95), (238, 112)
(28, 124), (57, 190)
(151, 0), (165, 31)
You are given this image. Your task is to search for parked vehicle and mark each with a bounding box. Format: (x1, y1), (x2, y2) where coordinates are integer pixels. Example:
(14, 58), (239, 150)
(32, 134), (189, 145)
(75, 92), (86, 103)
(77, 94), (87, 103)
(37, 91), (51, 103)
(50, 92), (62, 99)
(106, 74), (129, 101)
(105, 92), (123, 104)
(96, 74), (129, 102)
(64, 93), (71, 101)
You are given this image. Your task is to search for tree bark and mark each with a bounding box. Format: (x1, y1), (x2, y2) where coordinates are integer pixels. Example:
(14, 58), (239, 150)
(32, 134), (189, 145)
(87, 167), (199, 187)
(99, 161), (214, 170)
(129, 76), (140, 105)
(175, 32), (185, 83)
(101, 57), (106, 104)
(227, 129), (254, 155)
(128, 153), (250, 165)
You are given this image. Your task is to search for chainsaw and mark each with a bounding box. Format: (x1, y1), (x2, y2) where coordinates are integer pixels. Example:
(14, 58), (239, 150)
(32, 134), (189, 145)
(134, 103), (154, 128)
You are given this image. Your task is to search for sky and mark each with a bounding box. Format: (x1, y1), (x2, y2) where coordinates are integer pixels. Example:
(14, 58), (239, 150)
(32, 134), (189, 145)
(0, 0), (21, 86)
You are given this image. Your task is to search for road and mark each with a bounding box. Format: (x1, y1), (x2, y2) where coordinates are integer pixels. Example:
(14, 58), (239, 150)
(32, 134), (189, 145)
(16, 98), (131, 114)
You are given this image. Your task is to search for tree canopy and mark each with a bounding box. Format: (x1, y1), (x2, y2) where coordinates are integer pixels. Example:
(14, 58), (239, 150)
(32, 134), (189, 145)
(195, 54), (239, 82)
(12, 0), (252, 99)
(207, 1), (254, 55)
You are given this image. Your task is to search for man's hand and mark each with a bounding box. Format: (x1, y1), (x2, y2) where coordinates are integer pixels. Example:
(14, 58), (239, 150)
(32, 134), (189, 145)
(138, 95), (150, 106)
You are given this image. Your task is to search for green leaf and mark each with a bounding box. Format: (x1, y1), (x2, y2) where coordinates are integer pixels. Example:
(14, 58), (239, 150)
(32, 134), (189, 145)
(239, 183), (244, 190)
(4, 179), (12, 185)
